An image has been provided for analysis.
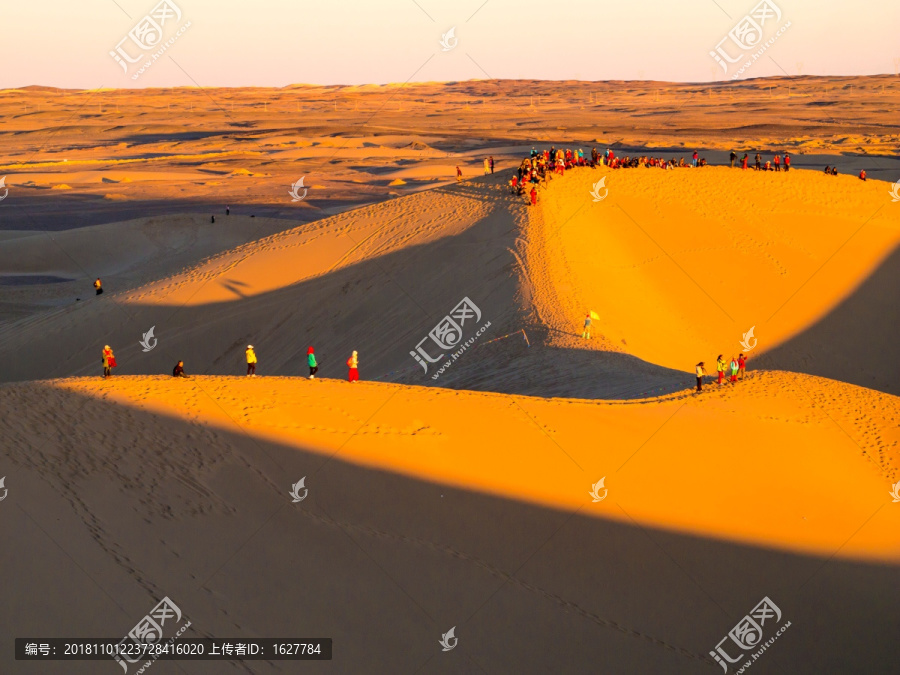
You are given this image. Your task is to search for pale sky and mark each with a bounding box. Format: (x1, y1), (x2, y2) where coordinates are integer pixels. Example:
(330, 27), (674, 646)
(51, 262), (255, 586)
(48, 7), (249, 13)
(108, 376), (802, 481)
(1, 0), (897, 89)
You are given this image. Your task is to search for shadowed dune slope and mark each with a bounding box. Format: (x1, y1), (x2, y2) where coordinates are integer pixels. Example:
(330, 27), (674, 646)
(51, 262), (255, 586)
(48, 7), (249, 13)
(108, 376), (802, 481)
(0, 175), (689, 399)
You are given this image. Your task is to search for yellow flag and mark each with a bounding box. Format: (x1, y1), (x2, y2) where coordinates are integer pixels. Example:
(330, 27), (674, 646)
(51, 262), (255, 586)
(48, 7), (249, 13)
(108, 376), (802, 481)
(589, 310), (600, 320)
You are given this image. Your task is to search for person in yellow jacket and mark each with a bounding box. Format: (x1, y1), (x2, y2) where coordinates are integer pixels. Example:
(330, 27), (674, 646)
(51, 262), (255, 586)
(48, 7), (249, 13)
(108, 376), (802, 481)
(246, 345), (257, 377)
(347, 350), (359, 382)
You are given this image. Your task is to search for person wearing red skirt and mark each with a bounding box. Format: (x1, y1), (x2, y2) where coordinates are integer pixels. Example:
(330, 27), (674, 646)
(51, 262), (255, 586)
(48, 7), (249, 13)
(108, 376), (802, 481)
(347, 351), (359, 382)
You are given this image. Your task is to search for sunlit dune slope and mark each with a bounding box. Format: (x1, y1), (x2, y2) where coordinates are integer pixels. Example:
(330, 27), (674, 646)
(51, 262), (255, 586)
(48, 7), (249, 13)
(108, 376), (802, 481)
(528, 166), (900, 390)
(123, 186), (493, 306)
(49, 372), (899, 562)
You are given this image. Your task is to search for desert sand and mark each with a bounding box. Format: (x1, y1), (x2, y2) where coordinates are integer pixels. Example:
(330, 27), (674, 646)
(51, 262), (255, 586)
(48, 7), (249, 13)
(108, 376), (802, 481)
(1, 78), (899, 674)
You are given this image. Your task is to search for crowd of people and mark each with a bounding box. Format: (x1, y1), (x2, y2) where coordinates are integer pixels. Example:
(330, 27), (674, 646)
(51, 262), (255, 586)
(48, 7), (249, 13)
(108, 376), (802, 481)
(695, 354), (748, 392)
(731, 151), (792, 171)
(99, 344), (362, 382)
(504, 145), (721, 206)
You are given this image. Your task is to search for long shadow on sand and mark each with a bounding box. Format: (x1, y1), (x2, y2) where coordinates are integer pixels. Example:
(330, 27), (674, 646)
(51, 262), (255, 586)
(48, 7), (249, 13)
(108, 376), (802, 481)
(2, 381), (897, 674)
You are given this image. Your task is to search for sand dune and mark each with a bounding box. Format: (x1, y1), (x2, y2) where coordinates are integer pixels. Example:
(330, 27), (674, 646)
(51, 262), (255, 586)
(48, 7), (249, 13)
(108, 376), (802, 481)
(1, 371), (897, 673)
(530, 166), (900, 393)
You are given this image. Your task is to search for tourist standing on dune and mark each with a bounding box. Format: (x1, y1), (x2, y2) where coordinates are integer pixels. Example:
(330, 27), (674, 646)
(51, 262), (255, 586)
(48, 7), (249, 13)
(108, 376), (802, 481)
(102, 345), (116, 378)
(755, 153), (762, 171)
(717, 355), (726, 385)
(489, 156), (494, 174)
(692, 151), (698, 167)
(347, 351), (359, 382)
(582, 312), (592, 340)
(483, 158), (490, 175)
(774, 154), (781, 171)
(730, 151), (737, 168)
(246, 345), (257, 377)
(784, 154), (791, 172)
(696, 362), (706, 392)
(94, 278), (103, 295)
(529, 186), (538, 206)
(730, 356), (739, 383)
(741, 154), (749, 169)
(738, 354), (747, 379)
(226, 205), (230, 216)
(456, 166), (462, 182)
(307, 346), (318, 379)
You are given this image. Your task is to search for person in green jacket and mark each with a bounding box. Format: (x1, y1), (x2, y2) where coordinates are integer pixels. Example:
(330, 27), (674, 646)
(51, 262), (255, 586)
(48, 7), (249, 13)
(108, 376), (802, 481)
(729, 356), (739, 383)
(307, 346), (318, 379)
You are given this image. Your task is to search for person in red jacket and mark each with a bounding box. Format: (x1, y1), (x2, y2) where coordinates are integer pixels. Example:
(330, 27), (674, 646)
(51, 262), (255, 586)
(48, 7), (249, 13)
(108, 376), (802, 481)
(529, 186), (538, 206)
(102, 345), (116, 378)
(738, 353), (747, 379)
(783, 154), (791, 172)
(347, 351), (359, 382)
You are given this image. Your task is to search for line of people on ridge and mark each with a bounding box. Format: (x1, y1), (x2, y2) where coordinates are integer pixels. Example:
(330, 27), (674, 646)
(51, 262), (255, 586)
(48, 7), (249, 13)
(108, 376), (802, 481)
(731, 151), (792, 171)
(100, 345), (361, 382)
(695, 354), (748, 392)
